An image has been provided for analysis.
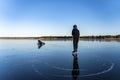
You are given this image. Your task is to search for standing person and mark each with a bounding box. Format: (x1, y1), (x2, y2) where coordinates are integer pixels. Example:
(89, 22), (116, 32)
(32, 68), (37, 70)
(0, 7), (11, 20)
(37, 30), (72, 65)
(72, 25), (80, 52)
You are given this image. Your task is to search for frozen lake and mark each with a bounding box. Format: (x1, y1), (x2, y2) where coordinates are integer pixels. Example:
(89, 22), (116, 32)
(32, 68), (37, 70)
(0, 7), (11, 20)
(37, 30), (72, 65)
(0, 40), (120, 80)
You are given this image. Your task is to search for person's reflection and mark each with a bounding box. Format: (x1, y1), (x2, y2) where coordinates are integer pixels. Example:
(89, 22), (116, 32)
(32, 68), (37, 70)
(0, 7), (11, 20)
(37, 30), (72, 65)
(72, 53), (80, 80)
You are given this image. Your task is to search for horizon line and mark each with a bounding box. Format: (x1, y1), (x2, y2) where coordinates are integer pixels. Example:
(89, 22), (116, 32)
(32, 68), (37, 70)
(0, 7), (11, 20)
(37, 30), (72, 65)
(0, 34), (120, 37)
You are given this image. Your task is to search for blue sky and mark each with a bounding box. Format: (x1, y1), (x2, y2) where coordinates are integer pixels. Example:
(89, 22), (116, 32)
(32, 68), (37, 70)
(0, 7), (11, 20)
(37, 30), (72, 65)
(0, 0), (120, 37)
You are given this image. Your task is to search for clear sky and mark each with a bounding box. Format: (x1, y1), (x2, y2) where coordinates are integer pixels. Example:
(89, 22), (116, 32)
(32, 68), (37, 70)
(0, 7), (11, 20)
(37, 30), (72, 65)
(0, 0), (120, 37)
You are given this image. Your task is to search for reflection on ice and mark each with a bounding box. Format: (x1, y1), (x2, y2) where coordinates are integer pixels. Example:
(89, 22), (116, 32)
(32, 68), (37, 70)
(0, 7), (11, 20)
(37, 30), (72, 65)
(0, 40), (119, 80)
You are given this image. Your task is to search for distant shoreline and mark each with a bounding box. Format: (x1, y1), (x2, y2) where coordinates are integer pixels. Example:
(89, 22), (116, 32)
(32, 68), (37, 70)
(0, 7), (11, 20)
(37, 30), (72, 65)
(0, 35), (120, 41)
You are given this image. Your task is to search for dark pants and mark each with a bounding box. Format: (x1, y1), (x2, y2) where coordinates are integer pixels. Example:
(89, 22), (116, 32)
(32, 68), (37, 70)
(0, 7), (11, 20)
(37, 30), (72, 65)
(73, 38), (79, 51)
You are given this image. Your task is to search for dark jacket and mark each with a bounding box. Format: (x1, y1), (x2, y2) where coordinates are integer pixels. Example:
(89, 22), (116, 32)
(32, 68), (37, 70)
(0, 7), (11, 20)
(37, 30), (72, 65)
(72, 28), (80, 38)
